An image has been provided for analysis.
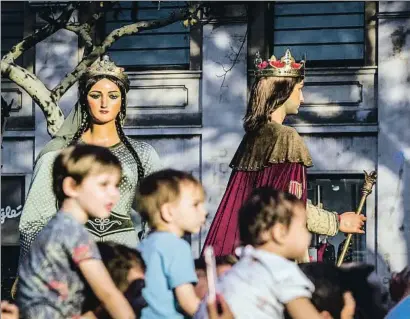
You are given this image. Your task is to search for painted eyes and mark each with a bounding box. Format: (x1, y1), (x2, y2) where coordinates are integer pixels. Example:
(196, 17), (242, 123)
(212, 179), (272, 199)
(88, 94), (120, 100)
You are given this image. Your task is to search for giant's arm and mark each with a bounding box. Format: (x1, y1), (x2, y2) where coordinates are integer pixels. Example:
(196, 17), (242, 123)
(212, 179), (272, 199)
(18, 151), (60, 261)
(306, 200), (339, 236)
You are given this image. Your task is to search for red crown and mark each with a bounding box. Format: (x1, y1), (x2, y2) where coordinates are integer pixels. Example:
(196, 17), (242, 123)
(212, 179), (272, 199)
(254, 49), (305, 78)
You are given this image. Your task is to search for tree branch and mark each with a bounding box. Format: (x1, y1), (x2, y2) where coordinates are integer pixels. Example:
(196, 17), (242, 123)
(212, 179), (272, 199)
(66, 24), (93, 48)
(52, 2), (202, 100)
(2, 2), (79, 64)
(216, 28), (248, 90)
(1, 61), (64, 136)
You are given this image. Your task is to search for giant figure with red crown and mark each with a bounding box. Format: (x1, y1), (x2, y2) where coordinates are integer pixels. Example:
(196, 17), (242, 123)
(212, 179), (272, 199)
(202, 49), (366, 260)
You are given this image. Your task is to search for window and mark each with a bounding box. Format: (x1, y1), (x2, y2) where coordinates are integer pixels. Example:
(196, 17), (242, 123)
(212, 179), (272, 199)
(1, 2), (25, 65)
(272, 1), (365, 67)
(105, 1), (190, 69)
(308, 175), (366, 263)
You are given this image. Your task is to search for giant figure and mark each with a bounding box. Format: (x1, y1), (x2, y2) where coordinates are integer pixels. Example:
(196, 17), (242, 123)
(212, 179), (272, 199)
(203, 50), (366, 258)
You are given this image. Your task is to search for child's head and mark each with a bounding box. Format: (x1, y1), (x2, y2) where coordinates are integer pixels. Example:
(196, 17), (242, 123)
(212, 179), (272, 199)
(297, 263), (348, 319)
(83, 242), (147, 318)
(284, 262), (357, 319)
(238, 187), (310, 260)
(194, 255), (238, 299)
(53, 144), (122, 218)
(137, 169), (207, 235)
(97, 242), (146, 292)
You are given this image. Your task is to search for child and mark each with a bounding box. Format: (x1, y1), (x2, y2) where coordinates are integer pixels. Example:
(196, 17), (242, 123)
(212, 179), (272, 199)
(83, 242), (147, 319)
(196, 187), (326, 319)
(16, 145), (135, 319)
(137, 169), (207, 318)
(194, 255), (238, 299)
(287, 263), (356, 319)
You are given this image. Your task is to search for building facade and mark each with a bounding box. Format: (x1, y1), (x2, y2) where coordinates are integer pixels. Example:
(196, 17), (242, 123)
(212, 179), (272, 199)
(2, 1), (410, 296)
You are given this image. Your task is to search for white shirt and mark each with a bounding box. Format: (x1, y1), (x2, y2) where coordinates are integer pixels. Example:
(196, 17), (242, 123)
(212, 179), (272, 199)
(195, 246), (314, 319)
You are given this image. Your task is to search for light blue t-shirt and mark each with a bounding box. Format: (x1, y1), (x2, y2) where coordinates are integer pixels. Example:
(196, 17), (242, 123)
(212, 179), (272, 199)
(139, 232), (198, 319)
(386, 296), (410, 319)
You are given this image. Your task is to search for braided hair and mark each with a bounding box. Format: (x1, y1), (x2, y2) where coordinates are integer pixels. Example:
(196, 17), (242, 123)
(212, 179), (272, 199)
(69, 75), (144, 183)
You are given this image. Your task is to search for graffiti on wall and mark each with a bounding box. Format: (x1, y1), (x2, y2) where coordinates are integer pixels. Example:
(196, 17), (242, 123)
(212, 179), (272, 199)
(1, 176), (25, 245)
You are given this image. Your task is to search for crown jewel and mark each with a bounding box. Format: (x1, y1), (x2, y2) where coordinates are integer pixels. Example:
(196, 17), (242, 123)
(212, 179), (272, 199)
(84, 55), (130, 91)
(254, 49), (305, 78)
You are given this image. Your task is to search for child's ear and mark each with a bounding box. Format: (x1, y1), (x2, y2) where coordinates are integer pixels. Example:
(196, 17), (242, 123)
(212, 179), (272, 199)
(271, 223), (287, 244)
(159, 203), (173, 223)
(62, 176), (79, 198)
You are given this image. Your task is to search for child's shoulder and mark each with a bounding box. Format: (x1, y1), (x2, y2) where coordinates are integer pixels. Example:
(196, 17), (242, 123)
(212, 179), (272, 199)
(139, 232), (191, 255)
(142, 231), (188, 246)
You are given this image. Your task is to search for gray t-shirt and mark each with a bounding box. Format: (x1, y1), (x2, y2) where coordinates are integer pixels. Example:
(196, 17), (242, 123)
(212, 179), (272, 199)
(17, 212), (101, 319)
(195, 246), (314, 319)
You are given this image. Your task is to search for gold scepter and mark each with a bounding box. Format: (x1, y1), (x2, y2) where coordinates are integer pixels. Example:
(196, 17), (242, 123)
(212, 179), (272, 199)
(336, 170), (377, 267)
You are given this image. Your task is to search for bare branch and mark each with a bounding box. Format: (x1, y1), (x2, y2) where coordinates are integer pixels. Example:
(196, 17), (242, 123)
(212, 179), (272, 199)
(2, 2), (79, 64)
(66, 24), (93, 48)
(38, 11), (57, 25)
(216, 28), (248, 90)
(52, 2), (202, 100)
(1, 61), (64, 136)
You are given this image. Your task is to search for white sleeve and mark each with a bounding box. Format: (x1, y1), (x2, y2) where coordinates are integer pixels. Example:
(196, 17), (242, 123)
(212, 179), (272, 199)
(274, 263), (314, 304)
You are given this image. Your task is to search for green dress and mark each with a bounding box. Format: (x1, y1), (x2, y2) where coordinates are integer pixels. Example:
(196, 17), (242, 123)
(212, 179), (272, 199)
(18, 138), (161, 261)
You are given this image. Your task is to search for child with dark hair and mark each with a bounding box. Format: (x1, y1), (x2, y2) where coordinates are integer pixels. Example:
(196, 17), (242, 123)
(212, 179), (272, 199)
(194, 255), (238, 299)
(17, 144), (135, 319)
(295, 262), (390, 319)
(195, 187), (326, 319)
(288, 263), (356, 319)
(82, 242), (147, 319)
(340, 263), (390, 319)
(137, 169), (207, 318)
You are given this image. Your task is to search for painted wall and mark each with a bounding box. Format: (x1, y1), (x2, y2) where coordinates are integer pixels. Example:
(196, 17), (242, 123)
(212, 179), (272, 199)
(376, 1), (410, 283)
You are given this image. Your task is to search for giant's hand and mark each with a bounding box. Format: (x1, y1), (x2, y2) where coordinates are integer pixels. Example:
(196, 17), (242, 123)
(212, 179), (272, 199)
(339, 212), (366, 233)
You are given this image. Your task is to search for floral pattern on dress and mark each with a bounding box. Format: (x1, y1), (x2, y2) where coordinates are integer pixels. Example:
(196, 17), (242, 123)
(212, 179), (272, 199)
(17, 212), (101, 319)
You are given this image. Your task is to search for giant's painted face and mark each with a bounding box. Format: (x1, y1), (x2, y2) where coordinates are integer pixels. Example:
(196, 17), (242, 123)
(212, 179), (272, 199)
(284, 80), (304, 115)
(87, 78), (122, 125)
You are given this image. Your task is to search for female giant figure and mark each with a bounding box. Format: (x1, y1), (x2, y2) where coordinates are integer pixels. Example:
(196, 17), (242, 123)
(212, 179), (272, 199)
(18, 56), (160, 262)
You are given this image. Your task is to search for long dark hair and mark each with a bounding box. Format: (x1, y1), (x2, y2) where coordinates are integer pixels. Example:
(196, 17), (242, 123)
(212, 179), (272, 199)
(243, 76), (303, 132)
(69, 75), (144, 183)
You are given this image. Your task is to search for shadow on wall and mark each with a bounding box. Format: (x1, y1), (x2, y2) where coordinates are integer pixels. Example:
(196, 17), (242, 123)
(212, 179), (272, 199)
(377, 12), (410, 271)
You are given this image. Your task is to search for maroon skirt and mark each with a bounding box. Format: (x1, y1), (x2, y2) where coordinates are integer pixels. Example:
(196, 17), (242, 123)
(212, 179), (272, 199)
(202, 162), (307, 256)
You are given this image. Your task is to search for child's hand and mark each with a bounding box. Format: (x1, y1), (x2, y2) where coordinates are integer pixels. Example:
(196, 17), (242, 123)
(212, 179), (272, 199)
(207, 294), (234, 319)
(1, 301), (19, 319)
(340, 292), (356, 319)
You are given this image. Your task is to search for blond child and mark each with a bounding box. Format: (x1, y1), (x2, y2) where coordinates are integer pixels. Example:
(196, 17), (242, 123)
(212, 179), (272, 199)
(137, 169), (207, 318)
(196, 187), (326, 319)
(16, 145), (135, 319)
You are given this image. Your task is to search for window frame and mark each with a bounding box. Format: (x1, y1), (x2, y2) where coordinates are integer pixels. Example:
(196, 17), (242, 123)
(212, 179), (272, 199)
(307, 173), (368, 263)
(95, 1), (202, 72)
(1, 2), (36, 131)
(247, 1), (376, 69)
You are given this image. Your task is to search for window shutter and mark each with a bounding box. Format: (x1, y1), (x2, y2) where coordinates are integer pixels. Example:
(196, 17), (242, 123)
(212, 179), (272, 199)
(105, 1), (190, 69)
(272, 1), (365, 67)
